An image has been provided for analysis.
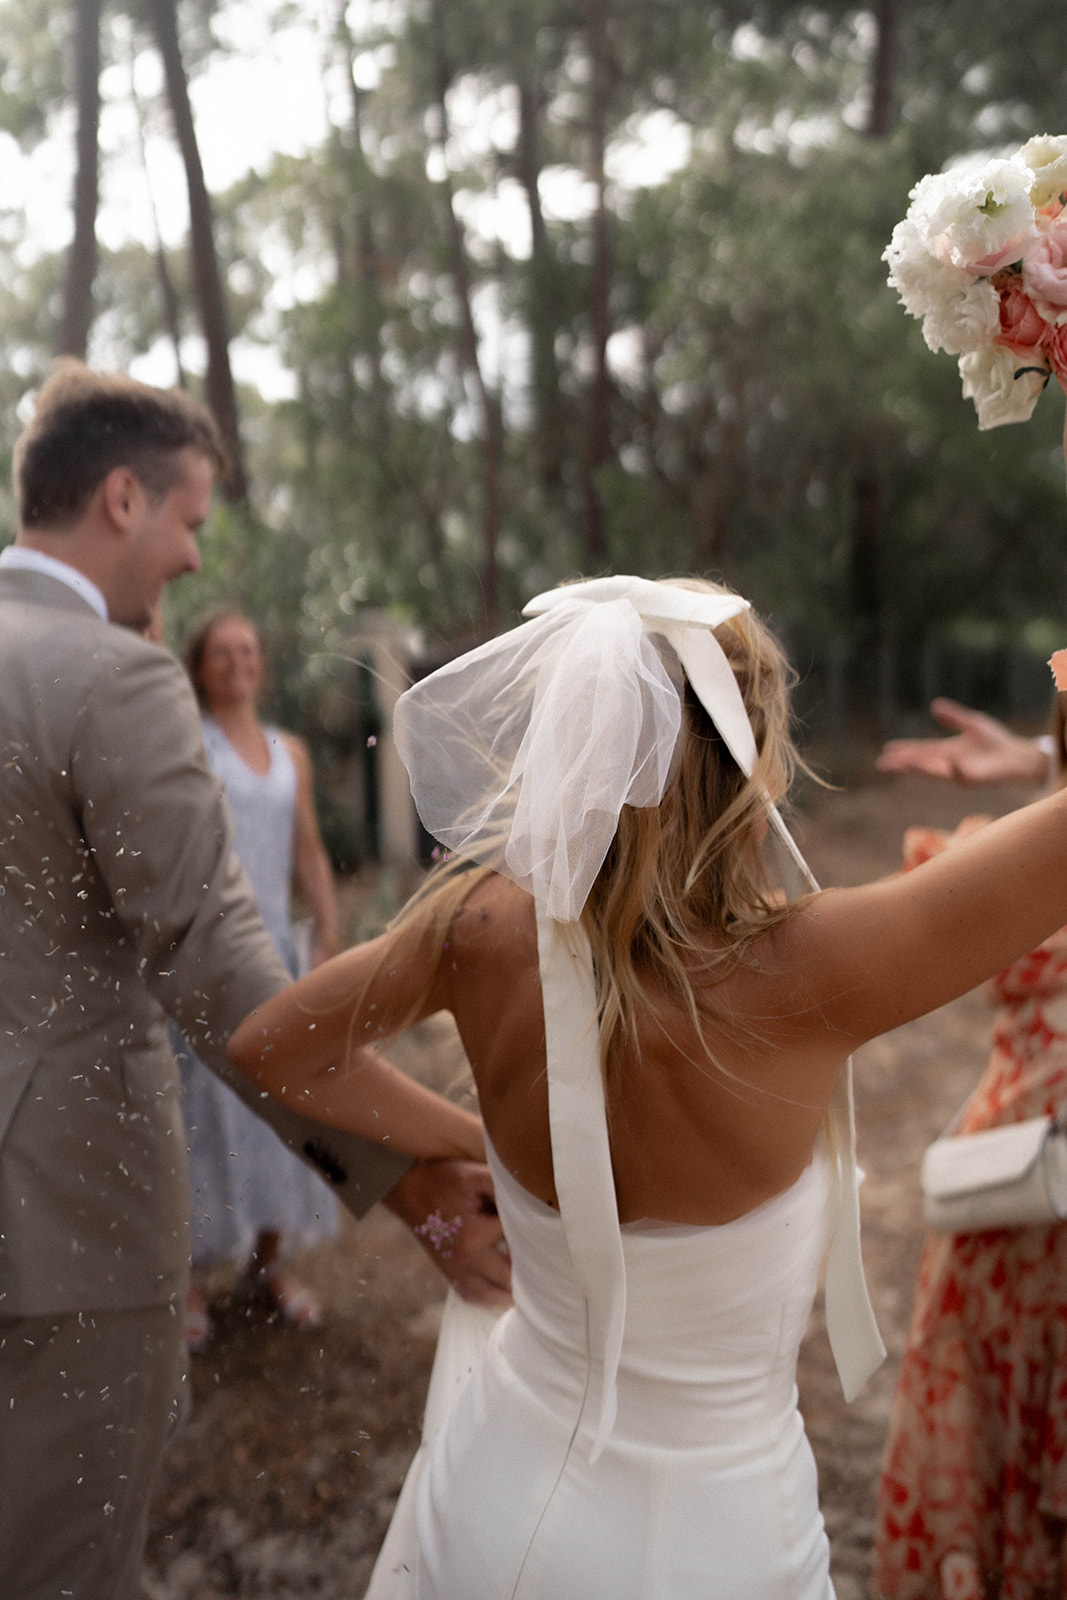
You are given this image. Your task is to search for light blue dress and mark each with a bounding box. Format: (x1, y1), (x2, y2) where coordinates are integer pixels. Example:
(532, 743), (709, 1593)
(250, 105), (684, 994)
(175, 716), (338, 1266)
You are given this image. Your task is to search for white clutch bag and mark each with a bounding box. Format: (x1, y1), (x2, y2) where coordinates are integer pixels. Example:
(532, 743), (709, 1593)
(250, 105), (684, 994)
(921, 1115), (1067, 1232)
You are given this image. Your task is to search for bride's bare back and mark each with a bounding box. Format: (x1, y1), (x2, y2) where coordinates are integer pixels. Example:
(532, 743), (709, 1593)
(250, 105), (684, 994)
(440, 873), (829, 1225)
(230, 773), (1067, 1238)
(425, 783), (1067, 1226)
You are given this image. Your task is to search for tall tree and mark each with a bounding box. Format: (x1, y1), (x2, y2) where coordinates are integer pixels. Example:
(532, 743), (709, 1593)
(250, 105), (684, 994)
(866, 0), (899, 138)
(145, 0), (247, 499)
(499, 0), (573, 493)
(335, 0), (388, 449)
(129, 40), (186, 386)
(516, 70), (567, 489)
(426, 0), (503, 635)
(579, 0), (613, 565)
(58, 0), (102, 358)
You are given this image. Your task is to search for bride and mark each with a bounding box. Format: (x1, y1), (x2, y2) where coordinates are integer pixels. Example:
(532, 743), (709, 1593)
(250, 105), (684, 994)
(229, 575), (1067, 1598)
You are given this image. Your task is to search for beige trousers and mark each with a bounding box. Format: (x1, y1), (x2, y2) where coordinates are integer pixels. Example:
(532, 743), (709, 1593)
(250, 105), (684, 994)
(0, 1303), (186, 1600)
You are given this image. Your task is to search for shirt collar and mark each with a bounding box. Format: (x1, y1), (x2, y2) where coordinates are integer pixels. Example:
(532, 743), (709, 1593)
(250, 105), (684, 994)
(0, 545), (109, 620)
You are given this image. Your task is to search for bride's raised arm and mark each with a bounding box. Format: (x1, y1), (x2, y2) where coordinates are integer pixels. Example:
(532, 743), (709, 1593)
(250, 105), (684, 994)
(783, 782), (1067, 1054)
(227, 923), (480, 1162)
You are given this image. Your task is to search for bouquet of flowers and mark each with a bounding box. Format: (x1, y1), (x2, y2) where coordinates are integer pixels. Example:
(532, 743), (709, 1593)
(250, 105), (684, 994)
(885, 134), (1067, 431)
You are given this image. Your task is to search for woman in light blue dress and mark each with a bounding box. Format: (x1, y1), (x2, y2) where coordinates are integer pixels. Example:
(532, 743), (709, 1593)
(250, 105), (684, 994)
(176, 610), (340, 1349)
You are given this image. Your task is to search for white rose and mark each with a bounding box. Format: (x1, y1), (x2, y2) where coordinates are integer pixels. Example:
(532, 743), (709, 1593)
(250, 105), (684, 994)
(921, 278), (1000, 355)
(958, 345), (1049, 429)
(884, 217), (968, 319)
(1020, 133), (1067, 209)
(908, 154), (1036, 273)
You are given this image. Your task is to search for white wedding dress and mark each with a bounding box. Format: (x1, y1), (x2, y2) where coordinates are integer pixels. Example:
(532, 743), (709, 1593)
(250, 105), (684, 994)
(365, 909), (881, 1600)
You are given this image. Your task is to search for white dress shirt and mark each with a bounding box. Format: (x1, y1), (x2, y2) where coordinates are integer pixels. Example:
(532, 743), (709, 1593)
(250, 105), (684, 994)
(0, 544), (108, 620)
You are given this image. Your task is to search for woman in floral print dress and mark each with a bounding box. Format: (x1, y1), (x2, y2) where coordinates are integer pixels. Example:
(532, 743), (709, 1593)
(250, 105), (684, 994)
(873, 815), (1067, 1600)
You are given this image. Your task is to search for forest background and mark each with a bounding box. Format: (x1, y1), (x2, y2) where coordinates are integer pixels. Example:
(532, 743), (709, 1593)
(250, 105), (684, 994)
(2, 0), (1066, 863)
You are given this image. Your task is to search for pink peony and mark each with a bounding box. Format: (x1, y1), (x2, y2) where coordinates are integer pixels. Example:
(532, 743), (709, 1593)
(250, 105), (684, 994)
(1022, 217), (1067, 325)
(1041, 321), (1067, 391)
(994, 276), (1049, 355)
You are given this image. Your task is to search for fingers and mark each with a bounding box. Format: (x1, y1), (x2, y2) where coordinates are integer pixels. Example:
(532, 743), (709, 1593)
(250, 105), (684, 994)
(414, 1211), (513, 1305)
(386, 1158), (514, 1303)
(875, 741), (958, 778)
(928, 697), (985, 734)
(876, 699), (997, 782)
(385, 1157), (491, 1227)
(442, 1195), (512, 1295)
(447, 1225), (512, 1290)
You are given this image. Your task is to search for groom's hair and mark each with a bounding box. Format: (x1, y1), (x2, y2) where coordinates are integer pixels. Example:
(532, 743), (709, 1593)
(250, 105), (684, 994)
(14, 359), (225, 530)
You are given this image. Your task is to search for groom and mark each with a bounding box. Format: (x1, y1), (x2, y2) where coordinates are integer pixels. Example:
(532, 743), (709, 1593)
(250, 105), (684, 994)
(0, 361), (509, 1600)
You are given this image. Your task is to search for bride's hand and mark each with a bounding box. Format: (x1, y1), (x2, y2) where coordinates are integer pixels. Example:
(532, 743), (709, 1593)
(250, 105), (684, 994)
(386, 1158), (513, 1310)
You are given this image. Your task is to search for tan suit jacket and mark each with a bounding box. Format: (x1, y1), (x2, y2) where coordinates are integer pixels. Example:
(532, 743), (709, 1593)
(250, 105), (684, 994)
(0, 568), (409, 1316)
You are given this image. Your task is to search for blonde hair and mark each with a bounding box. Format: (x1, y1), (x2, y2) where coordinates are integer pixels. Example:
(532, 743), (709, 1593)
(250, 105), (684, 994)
(371, 578), (808, 1095)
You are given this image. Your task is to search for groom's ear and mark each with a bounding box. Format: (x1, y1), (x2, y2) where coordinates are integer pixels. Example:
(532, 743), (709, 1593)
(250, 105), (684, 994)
(99, 466), (144, 537)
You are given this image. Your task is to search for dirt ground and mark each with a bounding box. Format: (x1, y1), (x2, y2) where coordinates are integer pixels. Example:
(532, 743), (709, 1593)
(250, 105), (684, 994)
(141, 769), (1038, 1600)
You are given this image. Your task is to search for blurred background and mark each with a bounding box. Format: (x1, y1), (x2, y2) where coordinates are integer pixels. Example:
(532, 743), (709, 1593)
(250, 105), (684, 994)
(8, 9), (1061, 1589)
(3, 0), (1065, 857)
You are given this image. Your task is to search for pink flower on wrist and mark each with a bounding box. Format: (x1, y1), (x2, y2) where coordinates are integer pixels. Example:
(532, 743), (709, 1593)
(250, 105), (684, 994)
(414, 1211), (464, 1257)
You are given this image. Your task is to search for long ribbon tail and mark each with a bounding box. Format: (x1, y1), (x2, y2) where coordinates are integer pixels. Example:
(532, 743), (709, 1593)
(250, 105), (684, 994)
(824, 1070), (887, 1401)
(537, 907), (626, 1463)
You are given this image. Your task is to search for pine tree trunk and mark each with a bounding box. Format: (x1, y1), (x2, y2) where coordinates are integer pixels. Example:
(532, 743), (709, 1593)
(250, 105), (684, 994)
(337, 2), (388, 452)
(581, 0), (612, 565)
(867, 0), (899, 139)
(58, 0), (102, 359)
(146, 0), (248, 501)
(857, 0), (898, 714)
(130, 48), (186, 387)
(516, 77), (565, 490)
(429, 0), (502, 637)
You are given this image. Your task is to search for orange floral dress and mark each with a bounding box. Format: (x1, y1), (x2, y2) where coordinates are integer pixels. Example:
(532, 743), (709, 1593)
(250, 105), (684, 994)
(871, 824), (1067, 1600)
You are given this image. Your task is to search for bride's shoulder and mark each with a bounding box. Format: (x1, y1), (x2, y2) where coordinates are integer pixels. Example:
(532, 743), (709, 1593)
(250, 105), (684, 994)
(449, 873), (537, 962)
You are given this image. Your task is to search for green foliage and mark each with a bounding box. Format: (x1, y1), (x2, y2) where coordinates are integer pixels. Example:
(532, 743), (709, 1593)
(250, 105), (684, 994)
(5, 0), (1067, 753)
(0, 0), (71, 145)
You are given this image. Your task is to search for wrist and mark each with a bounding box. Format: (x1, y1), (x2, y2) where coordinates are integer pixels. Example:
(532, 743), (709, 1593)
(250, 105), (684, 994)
(384, 1158), (436, 1225)
(1036, 733), (1058, 788)
(452, 1109), (486, 1164)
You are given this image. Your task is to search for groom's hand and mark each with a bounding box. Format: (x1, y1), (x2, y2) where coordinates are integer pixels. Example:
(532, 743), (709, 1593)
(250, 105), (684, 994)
(385, 1158), (512, 1309)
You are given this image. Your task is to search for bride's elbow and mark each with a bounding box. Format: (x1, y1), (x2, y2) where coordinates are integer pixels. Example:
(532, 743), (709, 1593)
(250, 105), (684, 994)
(227, 1010), (273, 1080)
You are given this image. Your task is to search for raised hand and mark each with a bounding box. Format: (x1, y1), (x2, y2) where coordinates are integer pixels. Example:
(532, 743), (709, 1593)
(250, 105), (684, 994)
(876, 698), (1048, 787)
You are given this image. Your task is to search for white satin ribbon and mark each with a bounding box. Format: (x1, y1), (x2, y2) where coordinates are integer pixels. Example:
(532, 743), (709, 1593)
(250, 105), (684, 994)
(525, 577), (885, 1410)
(536, 906), (625, 1463)
(395, 576), (885, 1437)
(524, 577), (814, 892)
(394, 597), (682, 921)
